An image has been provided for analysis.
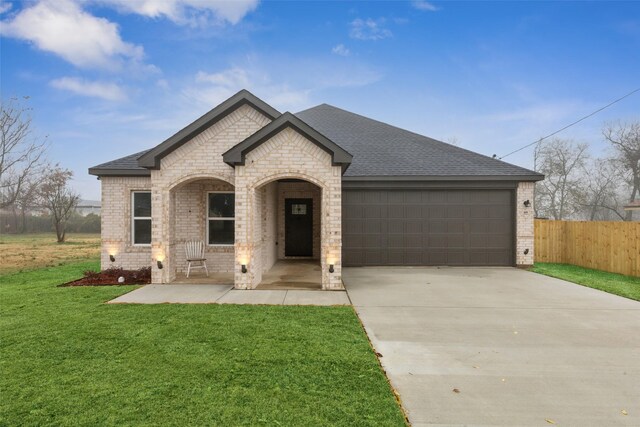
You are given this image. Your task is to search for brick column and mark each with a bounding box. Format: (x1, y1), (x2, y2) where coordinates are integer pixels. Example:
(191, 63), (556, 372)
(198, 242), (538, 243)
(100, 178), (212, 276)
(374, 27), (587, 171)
(151, 186), (173, 283)
(516, 181), (535, 266)
(234, 172), (261, 289)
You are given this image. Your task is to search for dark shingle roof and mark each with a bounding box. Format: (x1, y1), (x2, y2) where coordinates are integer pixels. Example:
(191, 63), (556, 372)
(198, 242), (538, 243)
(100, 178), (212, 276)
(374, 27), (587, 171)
(89, 97), (543, 181)
(295, 104), (542, 179)
(88, 150), (151, 176)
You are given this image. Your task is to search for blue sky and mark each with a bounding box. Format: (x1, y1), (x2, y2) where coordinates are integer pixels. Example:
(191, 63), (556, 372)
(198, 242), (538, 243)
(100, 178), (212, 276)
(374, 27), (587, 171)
(1, 0), (639, 199)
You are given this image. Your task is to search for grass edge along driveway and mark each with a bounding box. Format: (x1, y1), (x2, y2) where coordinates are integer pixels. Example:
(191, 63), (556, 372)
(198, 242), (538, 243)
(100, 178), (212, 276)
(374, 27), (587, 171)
(532, 262), (640, 302)
(0, 260), (407, 426)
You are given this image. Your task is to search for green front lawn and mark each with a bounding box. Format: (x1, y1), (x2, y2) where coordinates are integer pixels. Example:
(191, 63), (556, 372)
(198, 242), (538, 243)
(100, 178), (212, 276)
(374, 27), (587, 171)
(532, 262), (640, 301)
(0, 261), (406, 426)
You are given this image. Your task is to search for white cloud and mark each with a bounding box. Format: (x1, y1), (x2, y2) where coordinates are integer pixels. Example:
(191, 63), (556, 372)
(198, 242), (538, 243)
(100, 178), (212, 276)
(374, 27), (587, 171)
(349, 18), (392, 41)
(412, 1), (439, 12)
(94, 0), (259, 26)
(331, 44), (350, 57)
(186, 57), (382, 111)
(0, 0), (144, 69)
(0, 1), (12, 14)
(50, 77), (127, 101)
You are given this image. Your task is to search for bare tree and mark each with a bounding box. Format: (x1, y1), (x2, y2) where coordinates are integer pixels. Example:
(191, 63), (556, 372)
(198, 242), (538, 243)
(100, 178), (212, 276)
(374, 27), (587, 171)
(534, 138), (589, 219)
(575, 159), (626, 220)
(39, 167), (80, 243)
(603, 121), (640, 221)
(0, 97), (48, 209)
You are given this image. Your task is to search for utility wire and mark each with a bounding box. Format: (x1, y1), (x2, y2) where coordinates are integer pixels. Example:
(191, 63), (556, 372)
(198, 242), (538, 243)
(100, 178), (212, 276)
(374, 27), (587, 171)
(498, 87), (640, 160)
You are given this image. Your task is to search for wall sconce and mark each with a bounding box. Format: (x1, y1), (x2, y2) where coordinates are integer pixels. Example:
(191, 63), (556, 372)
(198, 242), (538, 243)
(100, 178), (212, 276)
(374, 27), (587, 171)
(109, 254), (116, 262)
(329, 264), (335, 273)
(241, 264), (247, 274)
(157, 260), (164, 269)
(524, 248), (529, 255)
(523, 200), (531, 207)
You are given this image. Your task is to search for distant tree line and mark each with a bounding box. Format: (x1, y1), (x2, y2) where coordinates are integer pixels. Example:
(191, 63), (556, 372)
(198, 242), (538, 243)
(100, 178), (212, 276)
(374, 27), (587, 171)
(1, 97), (82, 241)
(534, 121), (639, 221)
(0, 211), (100, 234)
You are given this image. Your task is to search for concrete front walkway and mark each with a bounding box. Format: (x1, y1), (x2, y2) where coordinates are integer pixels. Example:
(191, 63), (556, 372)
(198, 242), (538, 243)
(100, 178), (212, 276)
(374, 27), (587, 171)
(108, 284), (349, 305)
(344, 267), (640, 426)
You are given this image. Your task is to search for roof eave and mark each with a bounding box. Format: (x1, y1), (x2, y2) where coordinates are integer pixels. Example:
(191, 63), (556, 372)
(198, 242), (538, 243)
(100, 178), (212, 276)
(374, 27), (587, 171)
(137, 90), (281, 169)
(88, 167), (151, 177)
(342, 174), (545, 182)
(223, 112), (353, 173)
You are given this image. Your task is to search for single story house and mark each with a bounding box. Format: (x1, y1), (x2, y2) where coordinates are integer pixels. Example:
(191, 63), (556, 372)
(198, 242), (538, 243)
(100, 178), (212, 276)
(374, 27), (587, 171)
(89, 90), (543, 290)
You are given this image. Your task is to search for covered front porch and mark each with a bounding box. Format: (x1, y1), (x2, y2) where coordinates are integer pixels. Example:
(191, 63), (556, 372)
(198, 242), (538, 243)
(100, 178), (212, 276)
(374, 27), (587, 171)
(157, 175), (332, 289)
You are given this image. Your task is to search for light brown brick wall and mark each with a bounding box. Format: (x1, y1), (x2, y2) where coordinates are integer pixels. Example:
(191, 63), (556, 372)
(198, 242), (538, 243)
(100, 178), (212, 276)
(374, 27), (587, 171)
(516, 181), (535, 266)
(172, 180), (235, 274)
(261, 181), (278, 273)
(148, 104), (272, 283)
(234, 127), (343, 290)
(100, 176), (152, 270)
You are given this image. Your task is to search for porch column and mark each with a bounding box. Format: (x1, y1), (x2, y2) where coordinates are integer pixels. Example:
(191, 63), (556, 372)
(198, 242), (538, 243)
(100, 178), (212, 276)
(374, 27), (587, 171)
(151, 186), (174, 283)
(234, 171), (262, 289)
(321, 172), (344, 290)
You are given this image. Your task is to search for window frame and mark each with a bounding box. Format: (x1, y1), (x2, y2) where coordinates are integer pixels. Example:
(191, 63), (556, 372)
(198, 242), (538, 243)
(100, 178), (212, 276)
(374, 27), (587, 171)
(131, 191), (152, 246)
(206, 191), (235, 247)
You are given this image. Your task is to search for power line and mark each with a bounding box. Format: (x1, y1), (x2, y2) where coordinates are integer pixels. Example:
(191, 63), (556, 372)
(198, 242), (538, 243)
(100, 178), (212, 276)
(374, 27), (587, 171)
(498, 87), (640, 160)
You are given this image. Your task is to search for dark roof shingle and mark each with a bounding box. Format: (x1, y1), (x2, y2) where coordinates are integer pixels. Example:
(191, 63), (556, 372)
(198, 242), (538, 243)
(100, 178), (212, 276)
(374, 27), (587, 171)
(89, 99), (543, 181)
(295, 104), (542, 179)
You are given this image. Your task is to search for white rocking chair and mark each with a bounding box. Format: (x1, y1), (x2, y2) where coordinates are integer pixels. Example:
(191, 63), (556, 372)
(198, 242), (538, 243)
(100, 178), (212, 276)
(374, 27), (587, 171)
(185, 241), (208, 278)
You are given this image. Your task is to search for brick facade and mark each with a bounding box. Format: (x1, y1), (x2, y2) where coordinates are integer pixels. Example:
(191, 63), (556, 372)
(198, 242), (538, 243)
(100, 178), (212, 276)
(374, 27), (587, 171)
(233, 127), (343, 290)
(98, 103), (534, 286)
(516, 181), (535, 266)
(100, 176), (152, 270)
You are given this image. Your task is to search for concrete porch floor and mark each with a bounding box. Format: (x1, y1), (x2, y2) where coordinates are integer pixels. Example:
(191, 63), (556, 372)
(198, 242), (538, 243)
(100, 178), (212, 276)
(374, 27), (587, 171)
(256, 259), (322, 290)
(169, 259), (323, 290)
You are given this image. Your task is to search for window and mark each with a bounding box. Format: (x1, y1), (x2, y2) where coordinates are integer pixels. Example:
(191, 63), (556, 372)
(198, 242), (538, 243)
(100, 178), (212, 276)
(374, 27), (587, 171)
(132, 192), (151, 245)
(207, 192), (234, 245)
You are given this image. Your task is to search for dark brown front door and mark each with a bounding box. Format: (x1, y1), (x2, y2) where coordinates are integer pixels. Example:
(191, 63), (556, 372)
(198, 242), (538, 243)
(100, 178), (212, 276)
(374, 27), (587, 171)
(285, 198), (313, 256)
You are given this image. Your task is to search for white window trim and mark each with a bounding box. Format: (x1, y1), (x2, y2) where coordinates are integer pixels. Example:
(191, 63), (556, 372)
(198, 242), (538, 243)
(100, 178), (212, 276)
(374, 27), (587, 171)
(131, 191), (152, 247)
(206, 191), (235, 247)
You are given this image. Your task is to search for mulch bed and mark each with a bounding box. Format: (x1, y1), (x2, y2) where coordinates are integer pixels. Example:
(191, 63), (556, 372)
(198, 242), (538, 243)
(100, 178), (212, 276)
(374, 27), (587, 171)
(61, 267), (152, 287)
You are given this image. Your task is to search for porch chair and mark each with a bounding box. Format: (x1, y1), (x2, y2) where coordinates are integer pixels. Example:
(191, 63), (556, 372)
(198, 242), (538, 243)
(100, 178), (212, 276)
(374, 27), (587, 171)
(185, 240), (209, 278)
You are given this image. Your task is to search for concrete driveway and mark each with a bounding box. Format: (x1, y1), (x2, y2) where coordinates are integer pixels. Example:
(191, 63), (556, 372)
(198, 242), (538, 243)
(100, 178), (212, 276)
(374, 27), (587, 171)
(344, 267), (640, 426)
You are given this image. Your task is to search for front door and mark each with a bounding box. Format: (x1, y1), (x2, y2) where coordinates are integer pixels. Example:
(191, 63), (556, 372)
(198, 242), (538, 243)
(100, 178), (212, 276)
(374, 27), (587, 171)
(285, 198), (313, 256)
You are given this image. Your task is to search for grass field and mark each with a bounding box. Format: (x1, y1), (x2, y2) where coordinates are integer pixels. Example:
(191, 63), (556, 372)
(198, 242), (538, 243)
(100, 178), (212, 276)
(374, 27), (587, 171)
(532, 262), (640, 301)
(0, 261), (406, 426)
(0, 233), (100, 274)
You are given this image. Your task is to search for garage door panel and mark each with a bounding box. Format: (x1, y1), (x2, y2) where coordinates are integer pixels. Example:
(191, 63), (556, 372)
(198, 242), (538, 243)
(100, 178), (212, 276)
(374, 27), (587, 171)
(343, 189), (514, 266)
(364, 219), (385, 234)
(388, 219), (404, 233)
(446, 205), (467, 218)
(404, 220), (422, 234)
(388, 234), (404, 248)
(406, 205), (422, 218)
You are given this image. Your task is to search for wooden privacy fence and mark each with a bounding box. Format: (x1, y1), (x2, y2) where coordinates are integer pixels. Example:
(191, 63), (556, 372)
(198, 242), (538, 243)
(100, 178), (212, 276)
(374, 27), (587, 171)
(534, 219), (640, 277)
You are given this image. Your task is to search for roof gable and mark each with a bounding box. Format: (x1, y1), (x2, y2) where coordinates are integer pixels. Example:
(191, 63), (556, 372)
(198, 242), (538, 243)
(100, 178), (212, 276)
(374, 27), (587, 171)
(137, 90), (280, 169)
(222, 112), (353, 172)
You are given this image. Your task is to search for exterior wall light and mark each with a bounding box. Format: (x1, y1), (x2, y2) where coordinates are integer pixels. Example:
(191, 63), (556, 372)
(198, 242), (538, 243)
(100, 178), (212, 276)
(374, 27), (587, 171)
(329, 264), (335, 273)
(523, 200), (531, 207)
(241, 264), (247, 274)
(157, 260), (164, 269)
(524, 248), (529, 255)
(109, 254), (116, 262)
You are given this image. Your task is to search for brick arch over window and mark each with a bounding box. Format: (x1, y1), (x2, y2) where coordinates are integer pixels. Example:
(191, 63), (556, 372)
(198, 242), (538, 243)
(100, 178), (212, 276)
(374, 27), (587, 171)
(167, 173), (235, 192)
